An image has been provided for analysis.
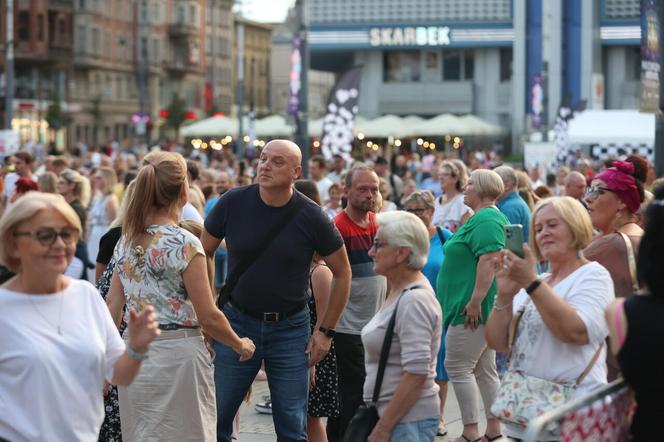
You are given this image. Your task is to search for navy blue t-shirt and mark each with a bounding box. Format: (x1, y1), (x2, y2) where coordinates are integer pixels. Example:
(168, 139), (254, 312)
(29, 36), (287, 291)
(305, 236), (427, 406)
(204, 184), (344, 312)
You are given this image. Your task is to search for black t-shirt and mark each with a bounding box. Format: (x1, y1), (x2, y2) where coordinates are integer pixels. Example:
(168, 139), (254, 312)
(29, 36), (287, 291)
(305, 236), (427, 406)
(96, 226), (122, 265)
(205, 184), (343, 312)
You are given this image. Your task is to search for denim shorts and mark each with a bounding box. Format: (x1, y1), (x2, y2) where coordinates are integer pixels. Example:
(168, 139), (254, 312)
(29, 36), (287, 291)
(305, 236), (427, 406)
(389, 416), (439, 442)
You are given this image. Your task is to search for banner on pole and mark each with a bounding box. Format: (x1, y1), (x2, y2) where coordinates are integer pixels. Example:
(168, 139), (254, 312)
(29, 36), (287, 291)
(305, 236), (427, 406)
(640, 0), (660, 113)
(287, 33), (302, 116)
(320, 66), (362, 160)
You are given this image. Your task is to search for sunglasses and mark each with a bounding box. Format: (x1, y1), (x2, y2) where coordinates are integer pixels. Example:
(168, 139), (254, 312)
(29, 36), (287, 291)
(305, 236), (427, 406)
(14, 227), (78, 246)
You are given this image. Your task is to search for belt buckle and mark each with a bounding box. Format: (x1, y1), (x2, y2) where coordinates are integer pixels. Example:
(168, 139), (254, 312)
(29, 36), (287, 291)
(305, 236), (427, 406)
(263, 312), (280, 322)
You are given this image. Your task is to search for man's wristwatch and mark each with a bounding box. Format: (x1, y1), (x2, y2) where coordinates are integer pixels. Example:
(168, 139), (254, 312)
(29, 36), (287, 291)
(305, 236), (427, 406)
(318, 326), (337, 338)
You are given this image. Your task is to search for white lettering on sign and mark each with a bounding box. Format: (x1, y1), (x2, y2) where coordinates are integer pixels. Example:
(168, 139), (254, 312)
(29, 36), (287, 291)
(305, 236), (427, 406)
(369, 26), (452, 47)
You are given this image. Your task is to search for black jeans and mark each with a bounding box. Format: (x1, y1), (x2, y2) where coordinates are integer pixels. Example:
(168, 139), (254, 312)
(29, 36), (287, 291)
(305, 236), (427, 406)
(326, 333), (366, 442)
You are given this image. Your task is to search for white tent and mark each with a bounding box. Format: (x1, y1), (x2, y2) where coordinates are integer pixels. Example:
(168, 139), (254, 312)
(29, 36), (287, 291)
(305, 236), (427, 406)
(354, 114), (419, 138)
(181, 115), (239, 137)
(457, 115), (506, 136)
(254, 115), (294, 137)
(567, 110), (655, 145)
(413, 113), (467, 136)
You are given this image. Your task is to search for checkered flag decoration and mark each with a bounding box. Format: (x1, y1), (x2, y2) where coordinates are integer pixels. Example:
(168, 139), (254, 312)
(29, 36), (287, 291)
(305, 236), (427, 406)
(554, 97), (586, 165)
(592, 143), (654, 162)
(321, 66), (362, 161)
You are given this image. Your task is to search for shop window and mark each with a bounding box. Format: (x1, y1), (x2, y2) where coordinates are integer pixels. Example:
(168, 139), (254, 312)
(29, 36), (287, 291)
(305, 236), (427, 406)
(383, 51), (421, 82)
(500, 48), (512, 81)
(422, 51), (441, 82)
(464, 50), (475, 80)
(443, 50), (461, 80)
(17, 11), (30, 42)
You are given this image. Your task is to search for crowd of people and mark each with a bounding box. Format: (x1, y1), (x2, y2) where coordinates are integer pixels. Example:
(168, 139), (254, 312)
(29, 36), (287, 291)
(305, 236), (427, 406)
(0, 141), (661, 442)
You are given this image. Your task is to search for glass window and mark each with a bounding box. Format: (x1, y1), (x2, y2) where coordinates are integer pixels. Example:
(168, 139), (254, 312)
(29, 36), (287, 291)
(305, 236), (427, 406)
(464, 50), (474, 80)
(383, 51), (421, 82)
(422, 51), (441, 82)
(77, 25), (86, 52)
(17, 11), (30, 41)
(37, 14), (44, 41)
(500, 48), (513, 81)
(443, 50), (461, 80)
(92, 28), (100, 54)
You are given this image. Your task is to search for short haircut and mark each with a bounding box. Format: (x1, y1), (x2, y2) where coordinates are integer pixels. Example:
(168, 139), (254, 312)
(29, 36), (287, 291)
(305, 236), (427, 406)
(0, 192), (82, 272)
(310, 155), (327, 170)
(375, 211), (430, 269)
(294, 179), (322, 206)
(344, 163), (375, 188)
(403, 190), (436, 210)
(52, 157), (68, 168)
(529, 196), (593, 261)
(14, 152), (33, 164)
(637, 185), (664, 297)
(374, 156), (388, 166)
(494, 165), (517, 188)
(470, 169), (504, 201)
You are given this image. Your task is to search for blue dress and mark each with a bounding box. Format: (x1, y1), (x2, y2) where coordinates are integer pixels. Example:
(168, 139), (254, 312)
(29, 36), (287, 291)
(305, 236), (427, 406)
(423, 227), (453, 382)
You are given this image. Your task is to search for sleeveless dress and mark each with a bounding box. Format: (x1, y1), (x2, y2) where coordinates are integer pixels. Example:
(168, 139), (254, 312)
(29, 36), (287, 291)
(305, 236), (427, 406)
(307, 264), (340, 418)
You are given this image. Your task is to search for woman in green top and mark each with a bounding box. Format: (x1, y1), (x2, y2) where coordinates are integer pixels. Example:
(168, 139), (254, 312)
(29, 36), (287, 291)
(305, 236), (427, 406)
(436, 169), (507, 442)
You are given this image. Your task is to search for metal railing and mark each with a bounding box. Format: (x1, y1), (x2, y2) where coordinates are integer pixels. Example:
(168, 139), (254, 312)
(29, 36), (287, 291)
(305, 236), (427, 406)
(521, 379), (633, 442)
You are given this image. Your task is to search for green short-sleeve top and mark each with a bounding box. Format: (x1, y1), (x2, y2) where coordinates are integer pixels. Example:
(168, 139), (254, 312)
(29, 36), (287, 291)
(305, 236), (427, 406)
(436, 207), (508, 329)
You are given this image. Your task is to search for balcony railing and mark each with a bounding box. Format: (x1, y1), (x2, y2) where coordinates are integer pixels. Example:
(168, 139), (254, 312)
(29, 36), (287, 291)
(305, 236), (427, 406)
(168, 22), (198, 38)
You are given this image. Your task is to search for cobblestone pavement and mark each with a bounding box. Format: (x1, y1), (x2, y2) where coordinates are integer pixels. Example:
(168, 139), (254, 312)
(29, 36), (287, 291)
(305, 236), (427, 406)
(236, 379), (487, 441)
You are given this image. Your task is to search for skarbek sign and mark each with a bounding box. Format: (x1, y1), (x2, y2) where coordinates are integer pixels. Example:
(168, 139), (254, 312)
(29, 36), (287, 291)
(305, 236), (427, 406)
(369, 26), (451, 47)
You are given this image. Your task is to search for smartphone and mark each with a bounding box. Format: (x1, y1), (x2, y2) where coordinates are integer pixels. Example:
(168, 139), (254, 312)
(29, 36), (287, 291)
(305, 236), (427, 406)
(504, 224), (525, 258)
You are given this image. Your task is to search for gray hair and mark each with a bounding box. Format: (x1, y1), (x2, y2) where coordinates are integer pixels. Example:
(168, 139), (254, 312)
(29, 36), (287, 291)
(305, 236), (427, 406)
(494, 165), (517, 188)
(375, 211), (430, 269)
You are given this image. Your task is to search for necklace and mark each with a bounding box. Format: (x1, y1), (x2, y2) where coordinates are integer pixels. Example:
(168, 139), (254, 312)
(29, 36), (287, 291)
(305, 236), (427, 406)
(28, 293), (65, 335)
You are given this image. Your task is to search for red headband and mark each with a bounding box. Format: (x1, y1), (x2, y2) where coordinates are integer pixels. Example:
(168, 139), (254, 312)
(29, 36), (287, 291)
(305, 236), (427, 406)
(595, 161), (641, 213)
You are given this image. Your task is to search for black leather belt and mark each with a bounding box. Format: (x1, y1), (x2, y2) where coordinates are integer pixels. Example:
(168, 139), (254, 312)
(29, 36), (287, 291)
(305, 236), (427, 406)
(228, 301), (306, 322)
(158, 323), (200, 331)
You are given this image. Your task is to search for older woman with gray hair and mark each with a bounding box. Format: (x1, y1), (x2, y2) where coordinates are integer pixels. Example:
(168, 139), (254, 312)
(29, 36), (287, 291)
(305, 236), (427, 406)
(437, 169), (508, 442)
(361, 210), (442, 442)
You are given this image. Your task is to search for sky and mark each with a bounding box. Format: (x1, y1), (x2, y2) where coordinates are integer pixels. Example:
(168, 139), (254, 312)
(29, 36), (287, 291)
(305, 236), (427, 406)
(242, 0), (296, 23)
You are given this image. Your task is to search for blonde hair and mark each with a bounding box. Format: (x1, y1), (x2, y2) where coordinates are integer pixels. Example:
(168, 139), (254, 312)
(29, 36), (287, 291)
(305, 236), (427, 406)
(375, 210), (430, 269)
(60, 168), (91, 207)
(470, 169), (504, 201)
(179, 219), (203, 238)
(529, 196), (593, 261)
(123, 151), (188, 246)
(450, 159), (469, 189)
(0, 192), (82, 272)
(403, 190), (436, 210)
(96, 167), (118, 196)
(440, 160), (464, 192)
(110, 180), (137, 229)
(37, 172), (58, 193)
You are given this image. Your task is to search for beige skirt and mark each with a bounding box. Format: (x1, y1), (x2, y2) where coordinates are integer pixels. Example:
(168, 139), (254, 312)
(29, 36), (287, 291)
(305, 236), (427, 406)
(118, 329), (217, 442)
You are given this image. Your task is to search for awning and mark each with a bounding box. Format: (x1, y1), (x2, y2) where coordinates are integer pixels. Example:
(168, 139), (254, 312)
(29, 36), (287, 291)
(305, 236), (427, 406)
(567, 110), (655, 145)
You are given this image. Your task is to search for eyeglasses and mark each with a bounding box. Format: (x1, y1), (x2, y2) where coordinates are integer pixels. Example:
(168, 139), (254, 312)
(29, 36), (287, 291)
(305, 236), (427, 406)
(585, 185), (612, 199)
(371, 239), (390, 250)
(14, 227), (78, 246)
(405, 207), (428, 214)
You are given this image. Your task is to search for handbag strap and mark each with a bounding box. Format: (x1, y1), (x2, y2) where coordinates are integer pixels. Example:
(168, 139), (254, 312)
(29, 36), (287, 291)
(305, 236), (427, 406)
(435, 226), (447, 247)
(509, 299), (605, 386)
(618, 232), (639, 293)
(220, 193), (304, 304)
(371, 285), (423, 404)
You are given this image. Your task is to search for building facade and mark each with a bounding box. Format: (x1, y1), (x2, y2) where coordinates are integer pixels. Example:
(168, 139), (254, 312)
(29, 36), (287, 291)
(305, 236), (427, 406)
(0, 0), (74, 145)
(204, 0), (233, 115)
(232, 17), (271, 117)
(308, 0), (645, 152)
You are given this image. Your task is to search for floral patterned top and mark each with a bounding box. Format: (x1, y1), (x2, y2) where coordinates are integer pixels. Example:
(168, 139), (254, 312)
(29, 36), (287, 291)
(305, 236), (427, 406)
(113, 224), (204, 326)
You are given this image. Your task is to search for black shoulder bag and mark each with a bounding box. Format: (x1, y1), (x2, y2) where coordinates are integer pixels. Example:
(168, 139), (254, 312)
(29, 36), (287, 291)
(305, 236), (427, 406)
(216, 194), (304, 309)
(342, 286), (422, 442)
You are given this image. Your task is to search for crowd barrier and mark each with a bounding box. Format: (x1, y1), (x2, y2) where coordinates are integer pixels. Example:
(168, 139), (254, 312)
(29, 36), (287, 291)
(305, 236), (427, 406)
(519, 379), (635, 442)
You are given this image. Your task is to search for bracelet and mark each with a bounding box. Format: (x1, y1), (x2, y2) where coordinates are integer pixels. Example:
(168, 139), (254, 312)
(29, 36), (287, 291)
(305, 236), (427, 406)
(493, 300), (512, 311)
(126, 345), (149, 361)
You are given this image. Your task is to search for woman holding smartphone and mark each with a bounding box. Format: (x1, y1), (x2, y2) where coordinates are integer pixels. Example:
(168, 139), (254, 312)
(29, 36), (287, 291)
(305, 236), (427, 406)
(485, 196), (614, 441)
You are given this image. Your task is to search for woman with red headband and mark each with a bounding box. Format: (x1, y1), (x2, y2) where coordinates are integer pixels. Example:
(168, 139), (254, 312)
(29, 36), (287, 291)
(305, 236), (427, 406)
(584, 156), (647, 380)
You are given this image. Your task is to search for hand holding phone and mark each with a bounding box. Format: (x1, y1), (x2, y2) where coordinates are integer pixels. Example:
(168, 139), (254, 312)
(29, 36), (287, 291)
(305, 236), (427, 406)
(504, 224), (525, 258)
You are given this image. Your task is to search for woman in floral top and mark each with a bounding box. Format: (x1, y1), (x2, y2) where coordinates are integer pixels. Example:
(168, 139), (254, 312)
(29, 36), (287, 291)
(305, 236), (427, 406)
(107, 151), (255, 442)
